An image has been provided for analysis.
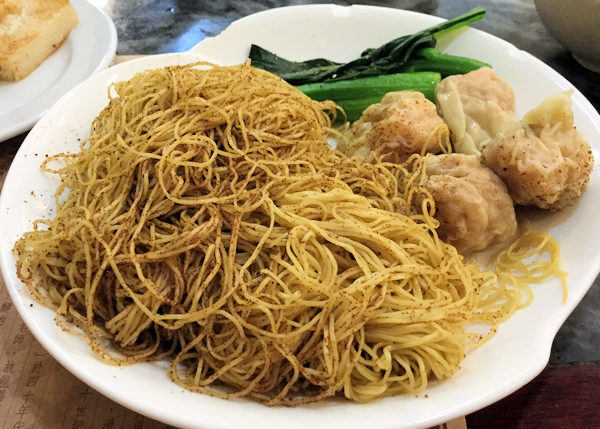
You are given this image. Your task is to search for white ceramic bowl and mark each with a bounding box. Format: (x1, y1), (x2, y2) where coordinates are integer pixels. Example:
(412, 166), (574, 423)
(535, 0), (600, 72)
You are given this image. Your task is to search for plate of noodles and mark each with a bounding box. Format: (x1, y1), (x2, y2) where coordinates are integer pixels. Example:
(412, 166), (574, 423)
(1, 4), (599, 429)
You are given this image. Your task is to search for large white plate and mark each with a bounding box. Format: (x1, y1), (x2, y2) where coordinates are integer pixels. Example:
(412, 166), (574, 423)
(1, 4), (599, 429)
(0, 0), (117, 142)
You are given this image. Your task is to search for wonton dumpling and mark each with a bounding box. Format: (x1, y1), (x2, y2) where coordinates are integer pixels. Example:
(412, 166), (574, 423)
(424, 153), (517, 254)
(435, 67), (519, 156)
(481, 91), (594, 210)
(341, 91), (450, 163)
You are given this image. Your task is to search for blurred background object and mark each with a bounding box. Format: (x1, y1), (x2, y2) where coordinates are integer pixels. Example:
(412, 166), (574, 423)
(535, 0), (600, 73)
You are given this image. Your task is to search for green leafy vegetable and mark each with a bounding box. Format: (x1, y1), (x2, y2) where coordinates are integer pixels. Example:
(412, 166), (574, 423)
(296, 72), (441, 121)
(335, 98), (387, 123)
(249, 7), (486, 85)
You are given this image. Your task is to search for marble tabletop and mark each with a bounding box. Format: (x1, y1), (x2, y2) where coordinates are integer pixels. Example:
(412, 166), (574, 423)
(0, 0), (598, 427)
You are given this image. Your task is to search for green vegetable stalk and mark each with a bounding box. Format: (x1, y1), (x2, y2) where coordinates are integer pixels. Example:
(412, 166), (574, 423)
(405, 48), (490, 76)
(296, 72), (441, 121)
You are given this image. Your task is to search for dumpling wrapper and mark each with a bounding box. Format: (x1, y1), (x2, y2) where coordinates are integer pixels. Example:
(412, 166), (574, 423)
(435, 67), (519, 156)
(424, 153), (517, 254)
(481, 91), (594, 210)
(339, 91), (450, 163)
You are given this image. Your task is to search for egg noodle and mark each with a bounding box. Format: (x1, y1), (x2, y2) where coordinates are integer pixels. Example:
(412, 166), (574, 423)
(14, 62), (565, 405)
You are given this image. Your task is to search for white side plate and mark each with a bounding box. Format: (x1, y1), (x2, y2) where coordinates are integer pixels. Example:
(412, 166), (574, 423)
(0, 0), (117, 142)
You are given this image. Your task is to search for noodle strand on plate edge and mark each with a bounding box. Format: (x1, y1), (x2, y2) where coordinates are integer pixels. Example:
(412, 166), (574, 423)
(14, 62), (564, 405)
